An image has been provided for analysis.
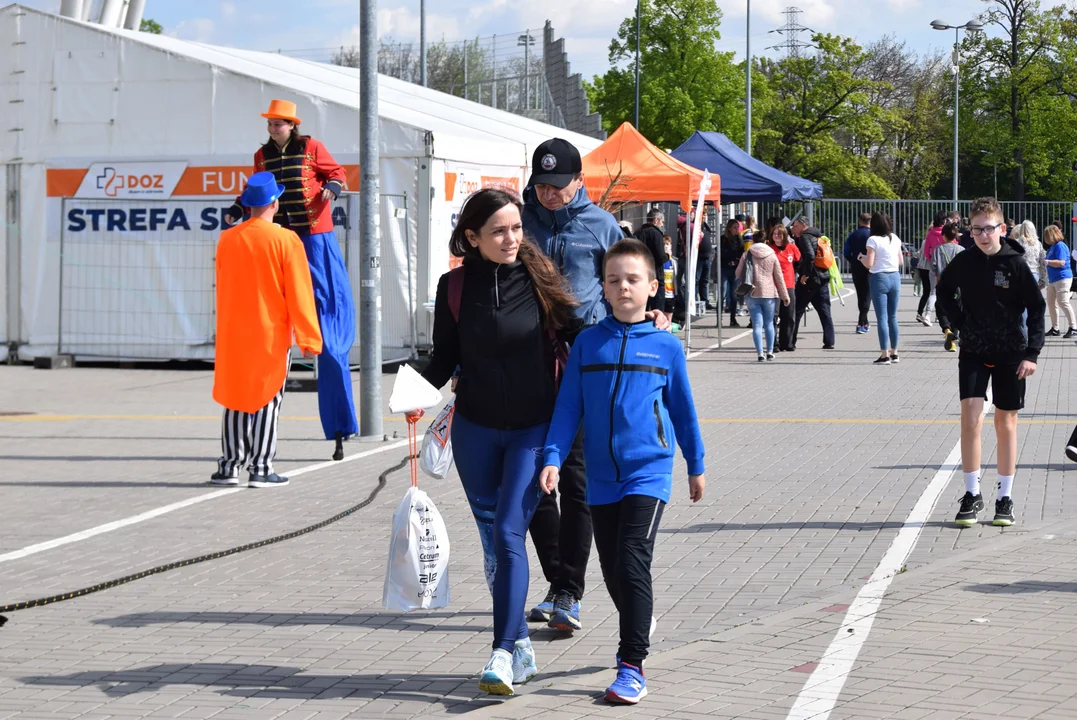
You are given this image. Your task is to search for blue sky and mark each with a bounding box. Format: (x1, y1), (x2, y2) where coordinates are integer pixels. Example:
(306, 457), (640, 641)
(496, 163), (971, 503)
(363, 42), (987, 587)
(23, 0), (997, 81)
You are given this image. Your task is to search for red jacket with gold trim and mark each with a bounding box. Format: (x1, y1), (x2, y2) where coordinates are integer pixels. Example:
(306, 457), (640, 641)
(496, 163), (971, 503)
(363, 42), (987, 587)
(230, 136), (346, 236)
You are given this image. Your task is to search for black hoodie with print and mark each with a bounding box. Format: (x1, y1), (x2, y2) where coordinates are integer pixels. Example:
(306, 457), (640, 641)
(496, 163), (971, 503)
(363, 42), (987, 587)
(936, 237), (1046, 363)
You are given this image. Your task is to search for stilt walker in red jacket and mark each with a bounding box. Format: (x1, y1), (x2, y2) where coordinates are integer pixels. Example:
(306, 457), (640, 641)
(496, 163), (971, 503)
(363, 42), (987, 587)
(227, 100), (358, 460)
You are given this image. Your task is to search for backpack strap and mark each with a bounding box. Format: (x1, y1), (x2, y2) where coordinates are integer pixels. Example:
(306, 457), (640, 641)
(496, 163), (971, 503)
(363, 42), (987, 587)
(447, 266), (465, 323)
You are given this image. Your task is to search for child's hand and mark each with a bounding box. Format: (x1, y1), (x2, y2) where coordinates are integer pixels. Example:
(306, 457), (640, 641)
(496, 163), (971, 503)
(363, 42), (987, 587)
(539, 466), (560, 495)
(688, 474), (705, 502)
(1017, 360), (1037, 379)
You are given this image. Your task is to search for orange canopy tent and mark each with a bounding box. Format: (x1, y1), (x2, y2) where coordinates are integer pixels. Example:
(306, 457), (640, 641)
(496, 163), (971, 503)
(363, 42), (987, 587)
(581, 122), (722, 210)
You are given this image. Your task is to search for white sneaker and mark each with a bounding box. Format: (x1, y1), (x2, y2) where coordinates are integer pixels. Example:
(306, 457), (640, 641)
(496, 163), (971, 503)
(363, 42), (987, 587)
(478, 649), (514, 696)
(512, 638), (538, 685)
(650, 615), (657, 639)
(916, 313), (929, 326)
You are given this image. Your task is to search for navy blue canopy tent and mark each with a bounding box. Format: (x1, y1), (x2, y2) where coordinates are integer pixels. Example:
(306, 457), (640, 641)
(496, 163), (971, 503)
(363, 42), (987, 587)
(671, 131), (823, 204)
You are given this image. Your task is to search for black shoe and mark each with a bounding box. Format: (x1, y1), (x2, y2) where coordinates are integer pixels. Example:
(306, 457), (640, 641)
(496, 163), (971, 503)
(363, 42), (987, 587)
(1046, 328), (1060, 337)
(1065, 329), (1076, 339)
(873, 356), (891, 365)
(1067, 445), (1077, 463)
(766, 353), (775, 361)
(528, 586), (557, 623)
(705, 303), (716, 311)
(822, 344), (835, 350)
(786, 346), (796, 352)
(757, 355), (765, 362)
(248, 473), (290, 488)
(993, 496), (1015, 527)
(954, 491), (984, 527)
(730, 318), (740, 328)
(210, 471), (239, 486)
(889, 353), (900, 364)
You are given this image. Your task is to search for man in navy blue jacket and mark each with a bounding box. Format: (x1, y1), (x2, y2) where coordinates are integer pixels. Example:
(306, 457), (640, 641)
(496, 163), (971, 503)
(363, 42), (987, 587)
(843, 212), (872, 334)
(540, 239), (705, 705)
(521, 137), (625, 633)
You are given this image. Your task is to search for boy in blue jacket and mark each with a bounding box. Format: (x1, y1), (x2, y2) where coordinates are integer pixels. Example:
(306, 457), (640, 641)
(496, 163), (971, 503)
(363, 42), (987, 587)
(539, 239), (706, 705)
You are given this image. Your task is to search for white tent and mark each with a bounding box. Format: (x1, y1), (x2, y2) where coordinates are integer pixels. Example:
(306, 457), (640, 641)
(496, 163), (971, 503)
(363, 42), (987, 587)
(0, 4), (602, 362)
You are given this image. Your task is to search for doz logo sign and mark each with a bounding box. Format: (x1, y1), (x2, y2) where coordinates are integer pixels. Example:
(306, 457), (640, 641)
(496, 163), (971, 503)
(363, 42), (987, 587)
(76, 162), (188, 200)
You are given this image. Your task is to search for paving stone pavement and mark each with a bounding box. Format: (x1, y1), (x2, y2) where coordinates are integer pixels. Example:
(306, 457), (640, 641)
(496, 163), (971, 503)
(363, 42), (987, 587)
(1, 286), (1075, 719)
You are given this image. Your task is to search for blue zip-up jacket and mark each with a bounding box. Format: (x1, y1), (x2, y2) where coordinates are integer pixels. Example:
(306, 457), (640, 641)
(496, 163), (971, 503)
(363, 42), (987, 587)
(542, 317), (706, 505)
(522, 185), (623, 325)
(843, 226), (871, 265)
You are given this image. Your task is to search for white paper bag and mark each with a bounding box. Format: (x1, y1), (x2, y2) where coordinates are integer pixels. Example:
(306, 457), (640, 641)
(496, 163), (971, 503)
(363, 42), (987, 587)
(419, 399), (455, 480)
(382, 486), (451, 611)
(389, 364), (444, 414)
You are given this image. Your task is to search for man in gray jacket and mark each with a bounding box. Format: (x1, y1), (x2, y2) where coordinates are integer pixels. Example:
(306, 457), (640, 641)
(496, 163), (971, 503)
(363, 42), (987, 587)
(521, 138), (625, 632)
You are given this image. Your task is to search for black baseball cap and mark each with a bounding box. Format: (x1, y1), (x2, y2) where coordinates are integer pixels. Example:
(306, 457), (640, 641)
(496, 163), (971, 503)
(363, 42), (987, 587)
(528, 138), (582, 189)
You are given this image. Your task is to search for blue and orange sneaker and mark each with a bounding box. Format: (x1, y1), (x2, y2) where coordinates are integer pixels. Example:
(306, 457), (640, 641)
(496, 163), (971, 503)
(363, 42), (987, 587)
(547, 592), (582, 632)
(605, 661), (647, 704)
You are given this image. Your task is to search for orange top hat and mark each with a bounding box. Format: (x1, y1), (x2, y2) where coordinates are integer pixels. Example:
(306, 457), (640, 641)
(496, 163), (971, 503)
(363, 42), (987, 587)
(261, 99), (301, 125)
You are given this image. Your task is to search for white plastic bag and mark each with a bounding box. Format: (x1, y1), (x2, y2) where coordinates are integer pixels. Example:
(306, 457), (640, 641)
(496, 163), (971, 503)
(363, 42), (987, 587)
(388, 364), (443, 414)
(419, 399), (455, 479)
(382, 486), (451, 611)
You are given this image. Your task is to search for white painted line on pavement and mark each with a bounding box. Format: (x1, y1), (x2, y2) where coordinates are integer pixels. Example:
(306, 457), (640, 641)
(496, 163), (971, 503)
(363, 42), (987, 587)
(688, 289), (853, 360)
(786, 434), (968, 719)
(0, 439), (410, 565)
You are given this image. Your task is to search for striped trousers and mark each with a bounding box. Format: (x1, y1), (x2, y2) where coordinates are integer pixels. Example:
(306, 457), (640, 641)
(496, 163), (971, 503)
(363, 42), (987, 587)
(217, 383), (286, 477)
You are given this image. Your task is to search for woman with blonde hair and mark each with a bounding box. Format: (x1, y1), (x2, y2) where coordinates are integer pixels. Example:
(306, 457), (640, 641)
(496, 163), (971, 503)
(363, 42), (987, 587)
(1043, 224), (1075, 338)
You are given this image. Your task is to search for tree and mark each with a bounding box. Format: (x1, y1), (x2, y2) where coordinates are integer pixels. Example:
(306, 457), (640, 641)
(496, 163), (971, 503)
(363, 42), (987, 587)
(139, 18), (162, 34)
(960, 0), (1077, 200)
(584, 0), (744, 150)
(752, 34), (897, 198)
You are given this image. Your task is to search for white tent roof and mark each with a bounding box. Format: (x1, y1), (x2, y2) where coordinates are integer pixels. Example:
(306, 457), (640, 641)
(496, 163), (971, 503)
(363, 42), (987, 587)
(2, 4), (602, 165)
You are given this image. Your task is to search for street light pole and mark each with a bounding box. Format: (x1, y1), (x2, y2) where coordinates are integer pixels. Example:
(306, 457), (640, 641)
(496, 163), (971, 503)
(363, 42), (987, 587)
(420, 0), (427, 87)
(745, 0), (751, 155)
(931, 18), (983, 211)
(634, 0), (641, 127)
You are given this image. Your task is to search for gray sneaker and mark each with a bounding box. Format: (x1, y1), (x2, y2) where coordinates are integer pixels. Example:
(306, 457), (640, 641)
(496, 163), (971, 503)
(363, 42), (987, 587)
(248, 473), (289, 488)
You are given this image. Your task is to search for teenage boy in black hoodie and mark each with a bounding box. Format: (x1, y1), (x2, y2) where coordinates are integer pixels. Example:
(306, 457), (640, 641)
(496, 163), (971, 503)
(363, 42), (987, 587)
(936, 197), (1046, 528)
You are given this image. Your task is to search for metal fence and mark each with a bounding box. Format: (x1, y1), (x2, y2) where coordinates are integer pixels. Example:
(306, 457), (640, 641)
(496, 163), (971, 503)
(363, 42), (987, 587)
(58, 195), (417, 362)
(758, 199), (1077, 274)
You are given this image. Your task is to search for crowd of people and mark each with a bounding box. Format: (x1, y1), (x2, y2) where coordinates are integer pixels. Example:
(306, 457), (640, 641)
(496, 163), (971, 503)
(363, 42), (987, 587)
(213, 112), (1070, 706)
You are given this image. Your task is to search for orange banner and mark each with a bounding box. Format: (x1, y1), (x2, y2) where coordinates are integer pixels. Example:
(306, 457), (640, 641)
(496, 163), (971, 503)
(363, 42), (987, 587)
(48, 165), (361, 197)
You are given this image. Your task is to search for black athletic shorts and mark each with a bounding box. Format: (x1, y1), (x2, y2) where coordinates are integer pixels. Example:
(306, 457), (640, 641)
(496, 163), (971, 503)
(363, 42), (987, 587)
(958, 353), (1026, 411)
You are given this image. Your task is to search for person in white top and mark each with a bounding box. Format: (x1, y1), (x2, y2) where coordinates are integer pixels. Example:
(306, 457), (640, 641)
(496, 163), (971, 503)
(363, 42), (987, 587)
(861, 212), (903, 365)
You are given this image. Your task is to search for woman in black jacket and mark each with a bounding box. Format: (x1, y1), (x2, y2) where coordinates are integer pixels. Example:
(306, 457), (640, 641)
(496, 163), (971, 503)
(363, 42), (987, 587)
(419, 188), (579, 696)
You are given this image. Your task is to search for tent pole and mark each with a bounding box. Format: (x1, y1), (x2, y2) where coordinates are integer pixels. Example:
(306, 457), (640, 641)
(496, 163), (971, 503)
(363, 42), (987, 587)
(359, 0), (383, 439)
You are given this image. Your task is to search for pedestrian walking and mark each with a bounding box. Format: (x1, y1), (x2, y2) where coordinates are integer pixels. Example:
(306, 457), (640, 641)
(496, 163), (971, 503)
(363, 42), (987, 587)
(843, 213), (872, 334)
(225, 99), (357, 461)
(211, 172), (323, 488)
(1042, 224), (1076, 338)
(936, 197), (1045, 528)
(736, 240), (790, 361)
(522, 138), (666, 634)
(790, 218), (837, 350)
(539, 239), (705, 705)
(917, 211), (950, 326)
(418, 188), (582, 695)
(862, 212), (903, 365)
(768, 224), (800, 352)
(932, 222), (964, 352)
(720, 219), (745, 327)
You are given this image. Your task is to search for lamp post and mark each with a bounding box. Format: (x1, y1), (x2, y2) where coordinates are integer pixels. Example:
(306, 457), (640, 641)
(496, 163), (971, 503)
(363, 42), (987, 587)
(518, 31), (535, 113)
(930, 19), (984, 211)
(634, 0), (641, 127)
(745, 0), (751, 155)
(420, 0), (426, 87)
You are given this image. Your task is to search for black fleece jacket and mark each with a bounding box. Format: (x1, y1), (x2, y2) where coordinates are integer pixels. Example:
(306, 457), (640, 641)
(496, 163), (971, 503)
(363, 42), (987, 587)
(936, 238), (1046, 363)
(423, 256), (576, 430)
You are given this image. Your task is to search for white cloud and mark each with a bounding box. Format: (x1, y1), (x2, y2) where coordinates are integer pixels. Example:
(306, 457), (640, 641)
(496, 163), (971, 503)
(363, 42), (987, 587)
(517, 0), (636, 35)
(377, 6), (462, 42)
(220, 2), (239, 21)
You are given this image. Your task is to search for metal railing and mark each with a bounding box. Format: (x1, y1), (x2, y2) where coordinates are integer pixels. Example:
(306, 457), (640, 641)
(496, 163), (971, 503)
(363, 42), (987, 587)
(57, 196), (417, 362)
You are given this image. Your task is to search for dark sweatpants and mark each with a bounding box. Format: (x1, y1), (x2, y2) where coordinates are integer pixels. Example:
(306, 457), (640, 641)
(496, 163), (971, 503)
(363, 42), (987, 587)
(591, 494), (666, 667)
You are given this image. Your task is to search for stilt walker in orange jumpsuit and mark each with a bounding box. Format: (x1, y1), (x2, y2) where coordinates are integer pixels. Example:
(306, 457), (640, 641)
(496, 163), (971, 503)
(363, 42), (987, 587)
(212, 172), (323, 488)
(227, 100), (357, 461)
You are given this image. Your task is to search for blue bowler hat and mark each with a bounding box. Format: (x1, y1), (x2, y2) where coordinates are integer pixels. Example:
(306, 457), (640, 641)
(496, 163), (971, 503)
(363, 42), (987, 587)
(240, 171), (286, 208)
